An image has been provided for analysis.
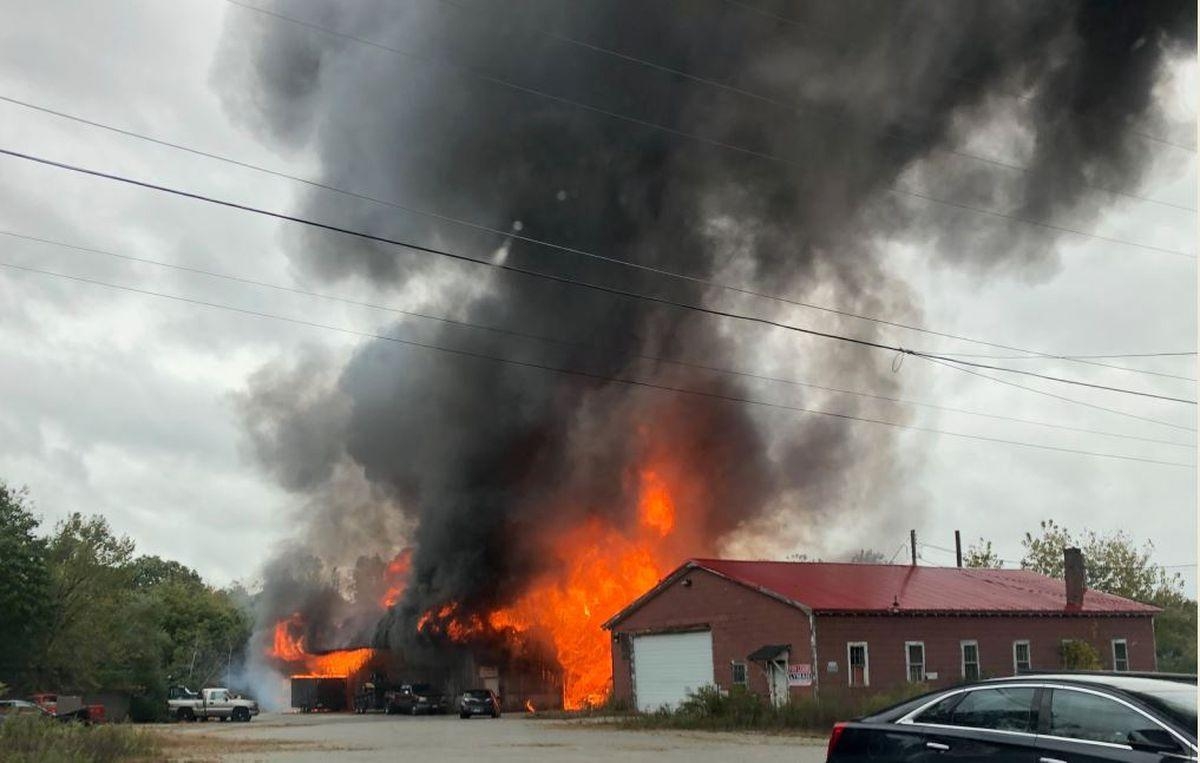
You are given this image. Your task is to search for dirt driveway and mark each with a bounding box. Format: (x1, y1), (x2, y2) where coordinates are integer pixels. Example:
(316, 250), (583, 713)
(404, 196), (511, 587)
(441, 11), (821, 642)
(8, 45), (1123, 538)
(156, 712), (828, 762)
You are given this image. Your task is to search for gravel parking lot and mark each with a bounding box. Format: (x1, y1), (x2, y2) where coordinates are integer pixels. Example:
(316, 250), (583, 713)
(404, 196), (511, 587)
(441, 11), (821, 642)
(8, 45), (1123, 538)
(157, 712), (828, 762)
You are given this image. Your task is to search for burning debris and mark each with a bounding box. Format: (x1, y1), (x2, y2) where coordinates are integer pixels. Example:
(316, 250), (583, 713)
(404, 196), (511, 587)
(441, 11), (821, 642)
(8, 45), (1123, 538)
(219, 0), (1194, 710)
(268, 613), (375, 680)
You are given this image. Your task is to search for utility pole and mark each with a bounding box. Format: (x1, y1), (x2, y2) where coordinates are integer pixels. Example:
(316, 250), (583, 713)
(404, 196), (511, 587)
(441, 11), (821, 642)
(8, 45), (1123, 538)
(910, 529), (917, 566)
(955, 530), (963, 568)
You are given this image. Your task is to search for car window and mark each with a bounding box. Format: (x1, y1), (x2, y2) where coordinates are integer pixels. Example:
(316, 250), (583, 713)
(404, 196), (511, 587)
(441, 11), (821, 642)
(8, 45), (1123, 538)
(1048, 689), (1176, 748)
(949, 688), (1036, 732)
(913, 692), (964, 724)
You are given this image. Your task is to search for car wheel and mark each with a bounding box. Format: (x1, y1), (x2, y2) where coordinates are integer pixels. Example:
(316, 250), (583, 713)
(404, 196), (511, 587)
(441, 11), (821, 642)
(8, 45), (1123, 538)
(233, 707), (250, 723)
(410, 705), (418, 716)
(177, 708), (194, 723)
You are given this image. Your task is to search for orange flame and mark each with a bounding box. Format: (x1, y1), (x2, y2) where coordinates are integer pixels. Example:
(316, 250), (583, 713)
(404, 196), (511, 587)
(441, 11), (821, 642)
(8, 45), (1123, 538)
(525, 699), (536, 713)
(414, 467), (686, 709)
(268, 613), (375, 678)
(381, 548), (414, 608)
(638, 469), (675, 536)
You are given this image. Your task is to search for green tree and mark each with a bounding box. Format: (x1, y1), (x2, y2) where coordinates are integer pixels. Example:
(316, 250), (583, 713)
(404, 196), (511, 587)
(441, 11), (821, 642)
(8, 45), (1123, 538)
(129, 555), (203, 589)
(963, 538), (1003, 569)
(0, 482), (256, 718)
(34, 513), (148, 692)
(1019, 520), (1194, 673)
(1060, 640), (1103, 670)
(0, 483), (53, 690)
(1019, 520), (1182, 601)
(1146, 587), (1197, 674)
(154, 579), (252, 689)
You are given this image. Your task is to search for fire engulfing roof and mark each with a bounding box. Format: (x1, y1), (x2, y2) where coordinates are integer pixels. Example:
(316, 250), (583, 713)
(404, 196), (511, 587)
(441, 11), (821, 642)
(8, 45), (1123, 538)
(604, 559), (1159, 628)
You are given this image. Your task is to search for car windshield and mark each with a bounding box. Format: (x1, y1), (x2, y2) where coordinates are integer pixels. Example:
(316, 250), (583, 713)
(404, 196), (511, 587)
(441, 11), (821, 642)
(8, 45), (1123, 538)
(1130, 688), (1197, 731)
(465, 691), (491, 699)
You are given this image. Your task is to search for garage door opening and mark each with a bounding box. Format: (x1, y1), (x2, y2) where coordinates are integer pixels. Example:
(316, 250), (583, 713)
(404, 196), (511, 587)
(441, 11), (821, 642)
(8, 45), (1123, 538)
(632, 630), (714, 712)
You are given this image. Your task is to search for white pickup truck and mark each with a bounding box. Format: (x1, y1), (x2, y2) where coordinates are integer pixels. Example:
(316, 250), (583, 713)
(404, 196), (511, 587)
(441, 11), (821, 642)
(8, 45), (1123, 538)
(167, 686), (259, 722)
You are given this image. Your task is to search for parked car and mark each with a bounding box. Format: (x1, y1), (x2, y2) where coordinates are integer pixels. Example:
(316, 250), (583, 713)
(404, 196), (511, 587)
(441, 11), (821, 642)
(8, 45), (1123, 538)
(458, 689), (501, 719)
(0, 700), (52, 722)
(0, 698), (99, 725)
(386, 683), (449, 715)
(167, 686), (259, 722)
(825, 673), (1197, 762)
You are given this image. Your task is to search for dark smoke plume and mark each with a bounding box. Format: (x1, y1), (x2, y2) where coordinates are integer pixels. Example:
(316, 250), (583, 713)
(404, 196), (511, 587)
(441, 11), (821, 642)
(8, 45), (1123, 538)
(215, 0), (1194, 647)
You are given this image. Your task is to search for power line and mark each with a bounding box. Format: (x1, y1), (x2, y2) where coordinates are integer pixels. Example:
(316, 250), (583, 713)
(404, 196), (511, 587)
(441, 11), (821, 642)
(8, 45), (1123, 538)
(2, 259), (1193, 469)
(8, 227), (1191, 450)
(924, 356), (1196, 434)
(921, 355), (1195, 403)
(939, 350), (1197, 361)
(221, 0), (1196, 261)
(931, 351), (1197, 382)
(3, 94), (1188, 382)
(722, 0), (1198, 154)
(4, 145), (1192, 407)
(433, 0), (1195, 215)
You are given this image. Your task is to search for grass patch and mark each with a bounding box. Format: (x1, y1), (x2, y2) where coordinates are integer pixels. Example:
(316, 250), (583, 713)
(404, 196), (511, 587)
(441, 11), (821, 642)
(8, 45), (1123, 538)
(0, 715), (162, 763)
(611, 684), (931, 733)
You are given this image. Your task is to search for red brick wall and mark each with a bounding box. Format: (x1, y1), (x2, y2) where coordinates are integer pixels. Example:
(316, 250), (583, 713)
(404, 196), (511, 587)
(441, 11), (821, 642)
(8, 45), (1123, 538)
(609, 568), (814, 705)
(813, 614), (1157, 697)
(608, 572), (1158, 706)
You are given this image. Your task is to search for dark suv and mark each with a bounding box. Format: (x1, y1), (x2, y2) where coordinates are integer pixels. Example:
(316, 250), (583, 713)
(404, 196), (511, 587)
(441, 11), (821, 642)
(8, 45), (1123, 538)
(459, 689), (501, 719)
(386, 683), (449, 716)
(826, 673), (1196, 761)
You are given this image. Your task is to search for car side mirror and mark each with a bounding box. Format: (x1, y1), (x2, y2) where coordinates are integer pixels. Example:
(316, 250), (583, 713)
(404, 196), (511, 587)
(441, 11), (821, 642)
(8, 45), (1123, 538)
(1127, 728), (1181, 754)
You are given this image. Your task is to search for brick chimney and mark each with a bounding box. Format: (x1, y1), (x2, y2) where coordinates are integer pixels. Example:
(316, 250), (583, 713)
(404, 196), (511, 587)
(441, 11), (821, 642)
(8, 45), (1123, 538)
(1063, 547), (1086, 608)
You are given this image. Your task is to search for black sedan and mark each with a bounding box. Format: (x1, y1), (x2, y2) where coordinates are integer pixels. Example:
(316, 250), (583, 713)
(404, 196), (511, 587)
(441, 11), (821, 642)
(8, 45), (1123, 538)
(459, 689), (501, 719)
(826, 673), (1196, 762)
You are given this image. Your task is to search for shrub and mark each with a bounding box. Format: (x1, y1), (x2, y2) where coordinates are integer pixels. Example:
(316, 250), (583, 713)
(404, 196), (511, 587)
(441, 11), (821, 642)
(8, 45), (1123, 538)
(0, 715), (161, 763)
(617, 682), (933, 733)
(1060, 640), (1102, 670)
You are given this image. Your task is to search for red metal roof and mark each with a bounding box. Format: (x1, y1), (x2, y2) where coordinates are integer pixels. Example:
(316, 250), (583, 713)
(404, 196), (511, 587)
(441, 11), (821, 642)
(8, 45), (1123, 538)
(691, 559), (1160, 615)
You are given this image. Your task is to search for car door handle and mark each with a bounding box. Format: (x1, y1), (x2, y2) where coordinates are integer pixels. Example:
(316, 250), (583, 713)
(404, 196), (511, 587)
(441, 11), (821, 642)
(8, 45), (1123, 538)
(925, 742), (950, 751)
(1038, 758), (1067, 763)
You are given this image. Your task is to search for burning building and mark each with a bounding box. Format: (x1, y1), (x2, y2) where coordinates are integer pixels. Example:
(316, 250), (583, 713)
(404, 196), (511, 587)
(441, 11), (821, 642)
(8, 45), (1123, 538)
(216, 1), (1194, 710)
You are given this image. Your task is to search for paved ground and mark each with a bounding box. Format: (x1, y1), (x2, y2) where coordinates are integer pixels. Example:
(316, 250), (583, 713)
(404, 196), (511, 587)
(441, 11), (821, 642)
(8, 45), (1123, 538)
(156, 712), (828, 762)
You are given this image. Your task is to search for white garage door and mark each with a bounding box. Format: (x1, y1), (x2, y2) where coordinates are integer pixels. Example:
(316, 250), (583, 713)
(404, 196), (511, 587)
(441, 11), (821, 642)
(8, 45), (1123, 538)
(633, 630), (714, 712)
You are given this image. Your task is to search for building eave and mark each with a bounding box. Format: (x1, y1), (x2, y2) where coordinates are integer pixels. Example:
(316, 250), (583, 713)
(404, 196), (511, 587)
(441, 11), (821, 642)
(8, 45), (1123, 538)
(603, 559), (813, 631)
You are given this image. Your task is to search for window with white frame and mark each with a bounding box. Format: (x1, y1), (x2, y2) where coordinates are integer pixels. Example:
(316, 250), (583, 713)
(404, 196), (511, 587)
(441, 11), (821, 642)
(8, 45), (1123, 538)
(1012, 640), (1031, 674)
(731, 661), (748, 687)
(847, 642), (869, 687)
(961, 641), (980, 681)
(1112, 639), (1129, 671)
(905, 642), (925, 683)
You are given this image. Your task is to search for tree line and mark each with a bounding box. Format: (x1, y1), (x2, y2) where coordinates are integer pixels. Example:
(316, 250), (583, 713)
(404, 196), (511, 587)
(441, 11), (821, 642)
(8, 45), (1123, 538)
(0, 482), (251, 720)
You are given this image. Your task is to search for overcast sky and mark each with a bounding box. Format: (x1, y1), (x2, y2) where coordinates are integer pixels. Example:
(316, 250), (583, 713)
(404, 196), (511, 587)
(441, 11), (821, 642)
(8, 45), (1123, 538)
(0, 0), (1195, 593)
